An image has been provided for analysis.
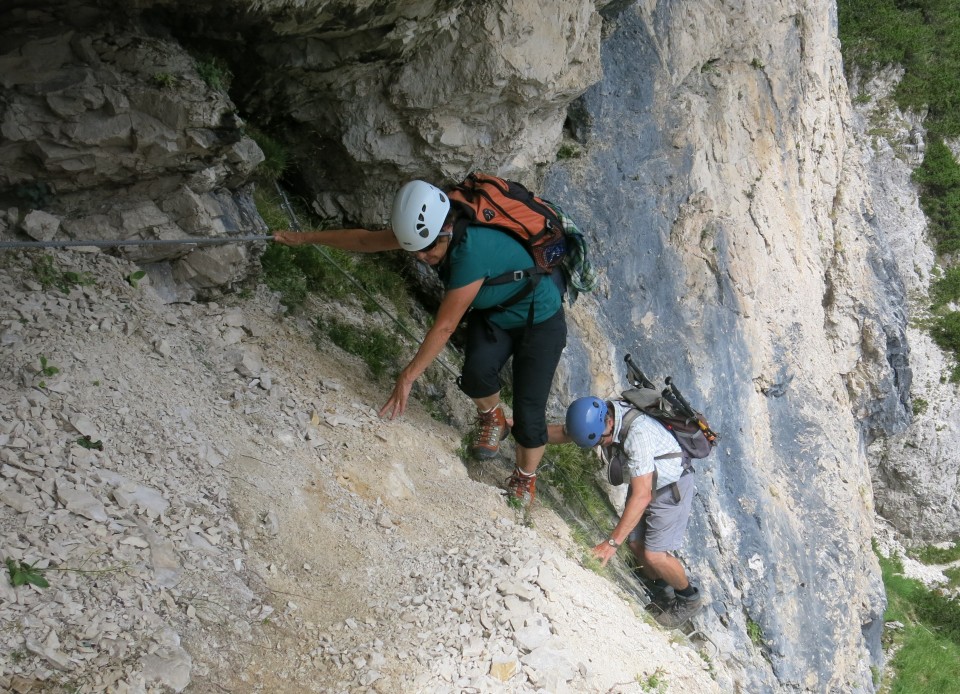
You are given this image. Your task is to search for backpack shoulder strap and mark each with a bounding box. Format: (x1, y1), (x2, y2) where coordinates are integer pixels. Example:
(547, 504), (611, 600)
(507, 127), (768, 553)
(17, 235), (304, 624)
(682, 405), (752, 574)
(618, 407), (641, 441)
(618, 399), (683, 461)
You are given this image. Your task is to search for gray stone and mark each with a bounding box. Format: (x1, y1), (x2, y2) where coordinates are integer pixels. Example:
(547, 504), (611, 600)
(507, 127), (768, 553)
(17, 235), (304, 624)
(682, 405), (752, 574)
(520, 645), (576, 682)
(21, 210), (61, 241)
(1, 489), (37, 514)
(140, 641), (192, 692)
(57, 485), (108, 522)
(112, 484), (170, 515)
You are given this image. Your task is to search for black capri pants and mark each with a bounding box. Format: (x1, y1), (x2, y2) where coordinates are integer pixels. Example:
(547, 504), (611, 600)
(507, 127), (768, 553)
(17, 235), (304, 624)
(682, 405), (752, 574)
(458, 307), (567, 448)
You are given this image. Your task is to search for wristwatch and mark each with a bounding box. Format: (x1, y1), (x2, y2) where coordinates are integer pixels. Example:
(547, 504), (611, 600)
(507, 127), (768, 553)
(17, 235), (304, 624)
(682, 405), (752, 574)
(607, 538), (620, 548)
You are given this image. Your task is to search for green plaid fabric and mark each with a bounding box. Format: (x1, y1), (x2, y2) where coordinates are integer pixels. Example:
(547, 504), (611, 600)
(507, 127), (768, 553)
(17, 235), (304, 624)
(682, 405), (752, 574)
(548, 203), (598, 304)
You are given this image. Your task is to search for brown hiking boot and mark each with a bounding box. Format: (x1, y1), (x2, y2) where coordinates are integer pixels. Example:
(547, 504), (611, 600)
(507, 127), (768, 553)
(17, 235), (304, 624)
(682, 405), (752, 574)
(470, 404), (510, 459)
(506, 468), (536, 504)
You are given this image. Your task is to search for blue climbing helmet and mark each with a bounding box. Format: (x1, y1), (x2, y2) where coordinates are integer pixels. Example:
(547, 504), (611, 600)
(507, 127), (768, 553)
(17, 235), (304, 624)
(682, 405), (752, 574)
(565, 396), (608, 448)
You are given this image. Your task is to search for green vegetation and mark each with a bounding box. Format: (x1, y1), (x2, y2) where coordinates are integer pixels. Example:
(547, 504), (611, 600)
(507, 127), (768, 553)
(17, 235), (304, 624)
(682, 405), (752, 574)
(556, 142), (581, 160)
(908, 542), (960, 566)
(152, 72), (176, 89)
(879, 551), (960, 693)
(316, 316), (402, 379)
(838, 0), (960, 379)
(29, 254), (95, 293)
(910, 397), (928, 416)
(538, 444), (613, 524)
(254, 187), (410, 315)
(39, 355), (59, 378)
(931, 266), (960, 308)
(637, 667), (668, 692)
(6, 558), (49, 589)
(913, 139), (960, 256)
(838, 0), (960, 138)
(746, 617), (764, 646)
(246, 126), (290, 181)
(126, 270), (147, 288)
(195, 56), (232, 92)
(258, 241), (410, 319)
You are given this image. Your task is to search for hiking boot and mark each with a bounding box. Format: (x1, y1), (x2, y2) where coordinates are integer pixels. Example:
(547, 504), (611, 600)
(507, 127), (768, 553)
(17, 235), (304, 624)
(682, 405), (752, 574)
(654, 588), (703, 628)
(644, 584), (676, 617)
(506, 468), (536, 504)
(470, 404), (510, 459)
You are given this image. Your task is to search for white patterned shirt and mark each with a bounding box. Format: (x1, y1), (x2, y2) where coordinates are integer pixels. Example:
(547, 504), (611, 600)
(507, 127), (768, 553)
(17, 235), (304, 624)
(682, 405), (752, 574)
(610, 400), (683, 489)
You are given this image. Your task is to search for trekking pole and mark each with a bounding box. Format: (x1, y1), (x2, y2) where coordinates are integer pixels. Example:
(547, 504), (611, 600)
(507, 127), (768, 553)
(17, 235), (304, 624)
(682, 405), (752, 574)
(623, 354), (655, 389)
(663, 377), (698, 419)
(664, 377), (720, 444)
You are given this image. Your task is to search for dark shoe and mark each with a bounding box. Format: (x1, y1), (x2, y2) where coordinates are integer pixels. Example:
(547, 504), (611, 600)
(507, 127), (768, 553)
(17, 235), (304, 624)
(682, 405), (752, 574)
(506, 468), (536, 504)
(654, 588), (703, 628)
(644, 584), (675, 616)
(470, 404), (510, 459)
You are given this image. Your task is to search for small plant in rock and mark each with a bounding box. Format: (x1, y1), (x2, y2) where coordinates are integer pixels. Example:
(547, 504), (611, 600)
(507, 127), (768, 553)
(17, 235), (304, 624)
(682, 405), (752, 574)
(556, 143), (580, 160)
(152, 72), (176, 88)
(637, 667), (668, 692)
(127, 270), (147, 288)
(30, 254), (95, 293)
(911, 397), (929, 416)
(746, 617), (764, 646)
(195, 56), (232, 92)
(75, 435), (104, 451)
(246, 126), (290, 181)
(5, 558), (50, 589)
(39, 355), (59, 377)
(317, 317), (402, 379)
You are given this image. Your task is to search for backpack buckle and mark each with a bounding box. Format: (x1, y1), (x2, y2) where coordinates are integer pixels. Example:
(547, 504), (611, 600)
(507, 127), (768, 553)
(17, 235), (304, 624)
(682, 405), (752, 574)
(512, 270), (526, 281)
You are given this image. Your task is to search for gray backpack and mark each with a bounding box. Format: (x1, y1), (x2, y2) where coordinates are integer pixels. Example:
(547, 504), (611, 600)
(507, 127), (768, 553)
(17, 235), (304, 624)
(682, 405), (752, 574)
(604, 356), (719, 486)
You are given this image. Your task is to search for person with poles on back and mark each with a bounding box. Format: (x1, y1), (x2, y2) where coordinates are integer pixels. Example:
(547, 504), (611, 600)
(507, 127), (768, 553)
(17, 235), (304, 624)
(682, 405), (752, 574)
(273, 174), (595, 504)
(550, 355), (718, 628)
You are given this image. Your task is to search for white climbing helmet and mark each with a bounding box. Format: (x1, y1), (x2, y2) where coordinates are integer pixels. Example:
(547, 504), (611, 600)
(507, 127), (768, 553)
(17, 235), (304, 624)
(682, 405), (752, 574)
(391, 180), (450, 251)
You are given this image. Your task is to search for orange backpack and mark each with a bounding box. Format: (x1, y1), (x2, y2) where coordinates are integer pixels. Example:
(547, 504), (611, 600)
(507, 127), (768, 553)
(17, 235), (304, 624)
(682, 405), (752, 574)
(447, 172), (567, 270)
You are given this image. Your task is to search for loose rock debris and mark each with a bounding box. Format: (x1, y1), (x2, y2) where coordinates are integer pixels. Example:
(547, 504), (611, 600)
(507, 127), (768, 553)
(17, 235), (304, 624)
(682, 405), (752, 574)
(0, 251), (721, 693)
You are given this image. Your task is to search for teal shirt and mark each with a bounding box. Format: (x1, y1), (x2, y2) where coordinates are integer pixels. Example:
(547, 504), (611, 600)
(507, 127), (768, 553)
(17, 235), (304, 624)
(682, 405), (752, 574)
(445, 225), (562, 329)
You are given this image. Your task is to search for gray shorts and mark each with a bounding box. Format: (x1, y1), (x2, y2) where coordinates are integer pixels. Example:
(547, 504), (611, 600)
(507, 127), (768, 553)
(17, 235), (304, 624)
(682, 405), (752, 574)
(627, 473), (695, 552)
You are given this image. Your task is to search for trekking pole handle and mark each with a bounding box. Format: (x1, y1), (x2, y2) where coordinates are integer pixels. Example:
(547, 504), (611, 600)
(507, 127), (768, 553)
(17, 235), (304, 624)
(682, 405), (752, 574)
(660, 387), (692, 418)
(666, 380), (697, 415)
(623, 354), (655, 389)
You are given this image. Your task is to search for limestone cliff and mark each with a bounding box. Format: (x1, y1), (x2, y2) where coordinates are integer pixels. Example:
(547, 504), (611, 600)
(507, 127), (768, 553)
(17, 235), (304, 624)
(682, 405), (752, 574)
(1, 0), (955, 692)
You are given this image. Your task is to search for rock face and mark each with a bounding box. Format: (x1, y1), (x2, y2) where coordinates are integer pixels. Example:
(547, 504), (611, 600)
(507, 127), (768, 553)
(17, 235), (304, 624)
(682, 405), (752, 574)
(544, 2), (900, 691)
(0, 8), (267, 292)
(1, 0), (956, 692)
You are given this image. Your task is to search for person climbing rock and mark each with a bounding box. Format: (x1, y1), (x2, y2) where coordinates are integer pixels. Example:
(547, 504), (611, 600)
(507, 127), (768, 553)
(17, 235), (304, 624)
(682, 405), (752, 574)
(550, 396), (704, 628)
(273, 179), (567, 504)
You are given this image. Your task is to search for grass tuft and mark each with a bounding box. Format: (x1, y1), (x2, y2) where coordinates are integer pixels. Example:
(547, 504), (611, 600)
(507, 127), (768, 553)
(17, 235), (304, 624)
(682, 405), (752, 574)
(316, 316), (402, 380)
(878, 550), (960, 692)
